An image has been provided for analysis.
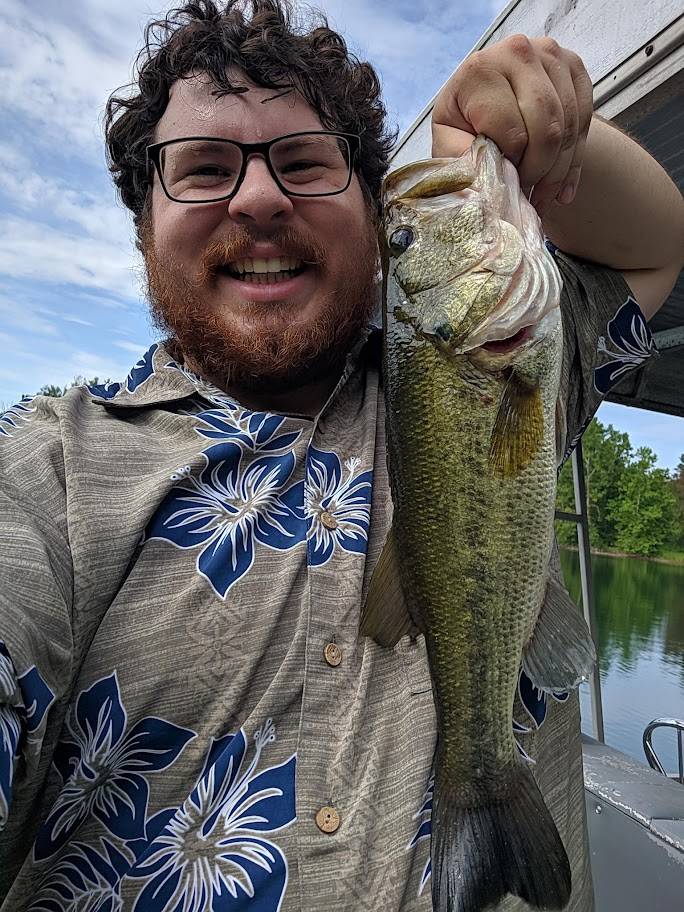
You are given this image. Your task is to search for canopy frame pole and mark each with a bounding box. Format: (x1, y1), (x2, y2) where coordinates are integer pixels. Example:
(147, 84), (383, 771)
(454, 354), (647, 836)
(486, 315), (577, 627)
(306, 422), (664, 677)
(571, 440), (605, 743)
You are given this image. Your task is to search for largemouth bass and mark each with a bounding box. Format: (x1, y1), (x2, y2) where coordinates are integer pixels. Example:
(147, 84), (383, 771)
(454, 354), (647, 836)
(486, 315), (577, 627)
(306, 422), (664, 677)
(361, 136), (595, 912)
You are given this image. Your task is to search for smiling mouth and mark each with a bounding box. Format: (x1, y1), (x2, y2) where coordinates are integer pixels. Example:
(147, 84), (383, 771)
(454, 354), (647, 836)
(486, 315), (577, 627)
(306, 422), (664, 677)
(219, 256), (308, 284)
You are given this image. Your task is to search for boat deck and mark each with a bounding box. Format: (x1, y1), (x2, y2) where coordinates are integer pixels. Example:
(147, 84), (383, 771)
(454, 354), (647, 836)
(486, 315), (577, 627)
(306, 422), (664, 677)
(583, 736), (684, 909)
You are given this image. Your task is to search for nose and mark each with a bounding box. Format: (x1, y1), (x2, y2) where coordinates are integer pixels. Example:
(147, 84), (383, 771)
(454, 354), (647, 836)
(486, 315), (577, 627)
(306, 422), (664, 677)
(227, 154), (294, 228)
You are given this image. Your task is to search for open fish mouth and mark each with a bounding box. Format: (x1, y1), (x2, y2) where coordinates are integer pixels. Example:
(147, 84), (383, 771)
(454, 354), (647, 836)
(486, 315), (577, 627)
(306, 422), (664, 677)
(479, 325), (533, 354)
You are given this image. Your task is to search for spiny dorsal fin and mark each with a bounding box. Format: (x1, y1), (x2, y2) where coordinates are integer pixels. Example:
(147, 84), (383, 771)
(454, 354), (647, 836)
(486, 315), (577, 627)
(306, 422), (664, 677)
(489, 372), (544, 478)
(360, 527), (423, 647)
(523, 575), (596, 693)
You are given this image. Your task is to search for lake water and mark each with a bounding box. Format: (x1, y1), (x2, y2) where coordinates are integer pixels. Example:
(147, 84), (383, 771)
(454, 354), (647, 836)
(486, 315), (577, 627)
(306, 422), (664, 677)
(559, 549), (684, 773)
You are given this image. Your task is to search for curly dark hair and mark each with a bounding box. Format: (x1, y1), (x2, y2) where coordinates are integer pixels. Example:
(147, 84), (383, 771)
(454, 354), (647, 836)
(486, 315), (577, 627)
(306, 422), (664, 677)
(105, 0), (396, 236)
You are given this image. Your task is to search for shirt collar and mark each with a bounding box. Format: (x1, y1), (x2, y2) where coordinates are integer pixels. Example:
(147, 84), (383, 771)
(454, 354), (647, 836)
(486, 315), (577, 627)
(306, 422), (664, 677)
(88, 330), (381, 412)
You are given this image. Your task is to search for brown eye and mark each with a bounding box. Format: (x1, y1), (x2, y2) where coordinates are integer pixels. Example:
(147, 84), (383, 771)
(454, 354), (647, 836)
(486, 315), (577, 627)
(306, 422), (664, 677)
(388, 226), (414, 256)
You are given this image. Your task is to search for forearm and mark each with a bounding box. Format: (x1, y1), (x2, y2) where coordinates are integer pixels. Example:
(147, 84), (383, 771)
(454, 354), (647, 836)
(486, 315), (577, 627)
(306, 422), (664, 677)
(541, 115), (684, 271)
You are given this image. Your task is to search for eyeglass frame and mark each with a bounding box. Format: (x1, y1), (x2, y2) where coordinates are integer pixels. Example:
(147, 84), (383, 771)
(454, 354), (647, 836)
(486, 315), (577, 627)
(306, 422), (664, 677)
(146, 130), (362, 204)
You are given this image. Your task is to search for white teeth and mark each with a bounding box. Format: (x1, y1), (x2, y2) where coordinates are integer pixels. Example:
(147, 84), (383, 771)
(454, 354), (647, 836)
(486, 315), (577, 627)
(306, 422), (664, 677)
(229, 256), (303, 275)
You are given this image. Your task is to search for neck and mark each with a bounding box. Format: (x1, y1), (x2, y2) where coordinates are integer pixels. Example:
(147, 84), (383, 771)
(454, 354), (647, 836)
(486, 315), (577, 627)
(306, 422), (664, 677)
(225, 370), (343, 417)
(186, 356), (345, 418)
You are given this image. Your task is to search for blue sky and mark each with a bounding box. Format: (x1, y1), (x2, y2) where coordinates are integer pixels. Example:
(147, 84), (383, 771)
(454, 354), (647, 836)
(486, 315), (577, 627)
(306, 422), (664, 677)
(0, 0), (681, 471)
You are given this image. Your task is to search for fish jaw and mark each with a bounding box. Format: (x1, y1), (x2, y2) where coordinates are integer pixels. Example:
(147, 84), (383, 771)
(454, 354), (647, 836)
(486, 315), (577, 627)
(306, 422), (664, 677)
(381, 136), (563, 355)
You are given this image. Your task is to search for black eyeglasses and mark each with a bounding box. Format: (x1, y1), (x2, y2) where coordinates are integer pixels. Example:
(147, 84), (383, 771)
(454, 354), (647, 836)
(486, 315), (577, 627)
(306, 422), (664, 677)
(146, 130), (361, 204)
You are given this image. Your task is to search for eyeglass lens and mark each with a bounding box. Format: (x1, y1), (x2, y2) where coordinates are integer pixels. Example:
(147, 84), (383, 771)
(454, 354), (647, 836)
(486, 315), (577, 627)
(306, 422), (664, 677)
(159, 133), (352, 201)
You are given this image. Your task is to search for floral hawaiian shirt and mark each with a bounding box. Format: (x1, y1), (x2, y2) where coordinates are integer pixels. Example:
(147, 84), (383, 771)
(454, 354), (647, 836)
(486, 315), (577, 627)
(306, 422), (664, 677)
(0, 248), (655, 912)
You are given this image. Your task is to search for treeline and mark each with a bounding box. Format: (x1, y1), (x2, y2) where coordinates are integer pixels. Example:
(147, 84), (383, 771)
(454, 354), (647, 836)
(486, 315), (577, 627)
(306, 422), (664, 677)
(556, 419), (683, 558)
(28, 377), (112, 398)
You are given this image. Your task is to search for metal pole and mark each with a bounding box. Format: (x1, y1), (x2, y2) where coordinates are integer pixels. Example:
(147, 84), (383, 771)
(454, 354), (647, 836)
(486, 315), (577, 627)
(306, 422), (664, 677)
(571, 441), (605, 743)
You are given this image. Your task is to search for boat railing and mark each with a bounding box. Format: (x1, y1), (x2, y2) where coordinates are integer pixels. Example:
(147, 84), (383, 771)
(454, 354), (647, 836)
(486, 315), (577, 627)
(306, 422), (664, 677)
(643, 717), (684, 784)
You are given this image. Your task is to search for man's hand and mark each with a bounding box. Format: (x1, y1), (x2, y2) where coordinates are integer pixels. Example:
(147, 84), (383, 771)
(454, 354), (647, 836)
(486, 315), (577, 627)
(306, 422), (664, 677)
(431, 35), (594, 216)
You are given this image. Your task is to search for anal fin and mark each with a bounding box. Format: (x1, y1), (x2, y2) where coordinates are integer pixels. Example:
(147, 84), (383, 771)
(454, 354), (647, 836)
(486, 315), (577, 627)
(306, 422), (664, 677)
(523, 575), (596, 693)
(360, 526), (423, 647)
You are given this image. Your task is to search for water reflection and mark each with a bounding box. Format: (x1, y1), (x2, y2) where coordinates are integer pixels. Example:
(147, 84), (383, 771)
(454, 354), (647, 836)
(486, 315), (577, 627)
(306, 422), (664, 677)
(559, 549), (684, 771)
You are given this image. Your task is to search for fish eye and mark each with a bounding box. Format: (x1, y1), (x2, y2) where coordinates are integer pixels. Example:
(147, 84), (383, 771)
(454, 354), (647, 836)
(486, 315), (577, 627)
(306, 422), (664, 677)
(388, 226), (414, 256)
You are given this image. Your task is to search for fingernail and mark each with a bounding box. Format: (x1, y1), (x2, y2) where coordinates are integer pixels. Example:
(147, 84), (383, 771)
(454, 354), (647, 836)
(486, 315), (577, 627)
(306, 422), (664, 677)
(559, 182), (575, 204)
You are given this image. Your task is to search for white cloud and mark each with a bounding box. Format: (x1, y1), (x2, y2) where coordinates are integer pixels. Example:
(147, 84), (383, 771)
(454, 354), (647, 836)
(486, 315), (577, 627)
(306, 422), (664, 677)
(114, 339), (149, 354)
(0, 216), (141, 301)
(0, 293), (59, 336)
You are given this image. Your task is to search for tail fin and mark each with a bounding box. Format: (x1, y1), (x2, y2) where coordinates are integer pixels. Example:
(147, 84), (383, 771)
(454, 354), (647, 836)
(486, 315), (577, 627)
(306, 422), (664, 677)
(431, 762), (571, 912)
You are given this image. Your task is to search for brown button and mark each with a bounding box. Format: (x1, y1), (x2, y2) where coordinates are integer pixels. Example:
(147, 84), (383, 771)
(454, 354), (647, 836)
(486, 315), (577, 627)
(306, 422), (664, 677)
(320, 510), (338, 530)
(315, 805), (340, 833)
(324, 642), (342, 667)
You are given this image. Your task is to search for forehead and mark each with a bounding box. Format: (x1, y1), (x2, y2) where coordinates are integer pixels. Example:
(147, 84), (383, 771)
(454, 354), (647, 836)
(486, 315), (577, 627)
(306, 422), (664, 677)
(155, 72), (326, 143)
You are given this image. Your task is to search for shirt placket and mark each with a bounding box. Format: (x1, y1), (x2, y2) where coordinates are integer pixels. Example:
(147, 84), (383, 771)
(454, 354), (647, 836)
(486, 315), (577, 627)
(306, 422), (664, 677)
(294, 365), (381, 909)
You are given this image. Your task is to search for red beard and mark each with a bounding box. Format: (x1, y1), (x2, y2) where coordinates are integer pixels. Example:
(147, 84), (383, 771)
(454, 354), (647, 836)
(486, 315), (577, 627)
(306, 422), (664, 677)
(142, 218), (378, 394)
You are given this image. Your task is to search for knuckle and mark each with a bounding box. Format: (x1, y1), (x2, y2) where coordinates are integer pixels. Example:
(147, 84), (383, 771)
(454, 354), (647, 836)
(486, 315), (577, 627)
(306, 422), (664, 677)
(505, 34), (534, 59)
(505, 126), (529, 157)
(561, 118), (578, 149)
(544, 119), (565, 146)
(538, 36), (561, 56)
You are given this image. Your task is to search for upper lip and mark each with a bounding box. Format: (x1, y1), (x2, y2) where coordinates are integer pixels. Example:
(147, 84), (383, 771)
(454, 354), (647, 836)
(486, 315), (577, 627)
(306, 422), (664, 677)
(228, 245), (306, 263)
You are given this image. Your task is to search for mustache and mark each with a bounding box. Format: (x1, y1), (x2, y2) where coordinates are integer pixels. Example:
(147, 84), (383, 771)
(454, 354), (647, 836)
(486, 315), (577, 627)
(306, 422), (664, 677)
(199, 226), (326, 281)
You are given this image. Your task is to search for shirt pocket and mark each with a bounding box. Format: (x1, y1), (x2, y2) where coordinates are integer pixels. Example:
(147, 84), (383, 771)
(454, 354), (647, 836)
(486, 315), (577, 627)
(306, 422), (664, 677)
(396, 634), (433, 696)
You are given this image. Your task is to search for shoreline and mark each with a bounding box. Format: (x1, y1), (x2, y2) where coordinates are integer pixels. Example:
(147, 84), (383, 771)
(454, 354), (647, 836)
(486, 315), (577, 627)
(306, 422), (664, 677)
(559, 545), (684, 567)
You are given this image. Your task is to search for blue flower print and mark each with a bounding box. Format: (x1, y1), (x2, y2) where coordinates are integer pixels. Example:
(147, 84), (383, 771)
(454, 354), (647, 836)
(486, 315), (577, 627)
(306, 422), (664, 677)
(31, 837), (131, 912)
(126, 719), (296, 912)
(513, 669), (569, 763)
(146, 442), (306, 598)
(34, 673), (195, 860)
(88, 344), (159, 401)
(305, 447), (373, 566)
(18, 664), (56, 738)
(408, 773), (433, 897)
(0, 644), (22, 829)
(126, 344), (159, 393)
(194, 406), (302, 454)
(0, 397), (35, 437)
(88, 380), (123, 400)
(594, 296), (655, 395)
(0, 641), (55, 830)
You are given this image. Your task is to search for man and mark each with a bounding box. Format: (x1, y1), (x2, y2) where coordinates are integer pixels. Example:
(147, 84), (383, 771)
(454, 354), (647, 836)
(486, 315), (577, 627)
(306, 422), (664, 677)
(0, 1), (682, 909)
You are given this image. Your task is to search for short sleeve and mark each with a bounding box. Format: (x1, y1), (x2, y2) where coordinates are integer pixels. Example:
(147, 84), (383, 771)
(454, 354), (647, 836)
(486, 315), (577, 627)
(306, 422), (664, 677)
(0, 397), (74, 888)
(549, 243), (657, 466)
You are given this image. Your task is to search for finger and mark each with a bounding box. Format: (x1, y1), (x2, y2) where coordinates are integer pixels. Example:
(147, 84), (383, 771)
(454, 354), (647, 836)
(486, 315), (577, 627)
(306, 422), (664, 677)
(556, 55), (594, 203)
(506, 57), (566, 192)
(433, 55), (530, 166)
(530, 51), (580, 209)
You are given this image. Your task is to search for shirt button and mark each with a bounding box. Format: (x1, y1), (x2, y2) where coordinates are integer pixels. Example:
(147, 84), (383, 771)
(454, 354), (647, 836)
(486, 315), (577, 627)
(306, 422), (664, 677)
(315, 805), (340, 833)
(324, 642), (342, 667)
(320, 510), (338, 530)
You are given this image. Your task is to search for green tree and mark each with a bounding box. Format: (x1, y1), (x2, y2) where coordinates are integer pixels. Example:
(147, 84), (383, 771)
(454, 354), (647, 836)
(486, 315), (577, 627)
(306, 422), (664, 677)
(30, 377), (112, 398)
(611, 447), (678, 556)
(556, 419), (632, 549)
(670, 454), (684, 548)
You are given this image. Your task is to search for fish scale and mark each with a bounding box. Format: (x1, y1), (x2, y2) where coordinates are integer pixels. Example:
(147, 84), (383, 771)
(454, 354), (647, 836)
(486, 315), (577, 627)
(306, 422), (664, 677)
(361, 136), (596, 912)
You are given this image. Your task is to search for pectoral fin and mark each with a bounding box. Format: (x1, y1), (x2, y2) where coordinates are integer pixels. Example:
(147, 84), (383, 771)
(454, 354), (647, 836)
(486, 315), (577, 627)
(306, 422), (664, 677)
(360, 527), (423, 647)
(489, 372), (544, 478)
(523, 575), (596, 693)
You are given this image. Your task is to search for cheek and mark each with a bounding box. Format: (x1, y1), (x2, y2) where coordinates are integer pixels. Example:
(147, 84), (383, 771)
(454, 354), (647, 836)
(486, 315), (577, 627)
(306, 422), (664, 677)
(153, 206), (219, 261)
